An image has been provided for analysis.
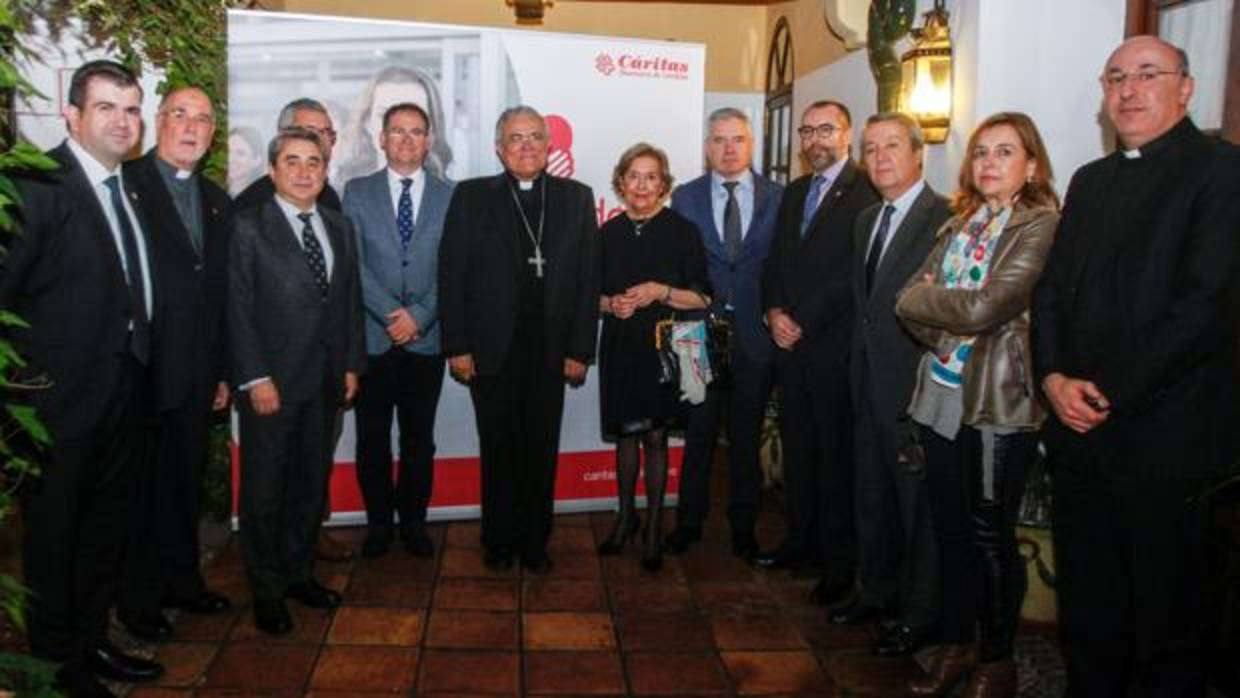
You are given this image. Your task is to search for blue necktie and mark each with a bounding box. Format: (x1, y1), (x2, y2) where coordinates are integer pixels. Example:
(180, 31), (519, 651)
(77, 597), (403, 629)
(397, 177), (414, 253)
(865, 204), (896, 294)
(103, 175), (150, 364)
(297, 212), (330, 299)
(801, 174), (827, 238)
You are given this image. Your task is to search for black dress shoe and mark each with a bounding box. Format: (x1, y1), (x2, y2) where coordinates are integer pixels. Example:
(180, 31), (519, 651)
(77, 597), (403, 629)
(662, 526), (701, 555)
(253, 597), (293, 636)
(285, 580), (342, 609)
(403, 528), (435, 558)
(118, 609), (173, 641)
(484, 547), (515, 571)
(870, 623), (927, 657)
(361, 531), (392, 558)
(808, 575), (853, 606)
(165, 590), (231, 614)
(522, 552), (554, 574)
(731, 536), (760, 563)
(90, 641), (164, 683)
(56, 666), (117, 698)
(829, 595), (884, 625)
(754, 547), (800, 569)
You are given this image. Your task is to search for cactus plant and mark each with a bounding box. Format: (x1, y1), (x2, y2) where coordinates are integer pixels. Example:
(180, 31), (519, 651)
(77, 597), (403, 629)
(867, 0), (916, 113)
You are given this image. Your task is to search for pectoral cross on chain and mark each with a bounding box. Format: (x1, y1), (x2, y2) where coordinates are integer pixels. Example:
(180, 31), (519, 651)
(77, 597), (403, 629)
(527, 248), (547, 278)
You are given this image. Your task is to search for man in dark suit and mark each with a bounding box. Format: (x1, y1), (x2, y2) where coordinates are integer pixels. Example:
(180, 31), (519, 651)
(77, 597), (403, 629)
(831, 112), (950, 658)
(758, 100), (877, 606)
(343, 102), (454, 558)
(667, 107), (783, 561)
(1032, 36), (1240, 695)
(229, 127), (364, 635)
(116, 86), (233, 642)
(2, 60), (163, 696)
(438, 105), (599, 573)
(233, 98), (343, 214)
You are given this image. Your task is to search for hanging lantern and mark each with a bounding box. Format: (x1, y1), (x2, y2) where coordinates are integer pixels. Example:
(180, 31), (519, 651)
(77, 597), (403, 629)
(899, 0), (952, 143)
(506, 0), (554, 25)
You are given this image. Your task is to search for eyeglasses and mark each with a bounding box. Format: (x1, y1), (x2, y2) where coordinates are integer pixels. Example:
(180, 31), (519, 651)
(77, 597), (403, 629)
(1100, 68), (1184, 90)
(299, 125), (338, 141)
(797, 123), (842, 140)
(386, 126), (427, 139)
(161, 108), (214, 127)
(504, 131), (547, 146)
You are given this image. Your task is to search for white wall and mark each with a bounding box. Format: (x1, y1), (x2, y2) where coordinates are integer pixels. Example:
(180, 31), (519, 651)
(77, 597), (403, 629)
(789, 0), (1126, 196)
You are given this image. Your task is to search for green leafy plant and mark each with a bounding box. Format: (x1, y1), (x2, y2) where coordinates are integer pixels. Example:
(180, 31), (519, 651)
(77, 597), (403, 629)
(867, 0), (916, 113)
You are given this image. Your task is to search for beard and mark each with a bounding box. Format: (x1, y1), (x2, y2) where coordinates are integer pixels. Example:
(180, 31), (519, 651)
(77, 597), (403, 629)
(805, 145), (839, 172)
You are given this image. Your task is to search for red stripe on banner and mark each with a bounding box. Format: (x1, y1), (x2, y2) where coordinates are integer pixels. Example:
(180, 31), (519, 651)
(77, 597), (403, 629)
(230, 445), (684, 515)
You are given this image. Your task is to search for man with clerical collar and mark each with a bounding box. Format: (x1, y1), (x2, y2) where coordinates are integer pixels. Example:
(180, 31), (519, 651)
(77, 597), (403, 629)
(228, 127), (363, 636)
(1032, 36), (1240, 694)
(116, 86), (234, 642)
(438, 105), (600, 573)
(343, 102), (454, 559)
(831, 112), (950, 659)
(758, 100), (878, 607)
(2, 58), (165, 696)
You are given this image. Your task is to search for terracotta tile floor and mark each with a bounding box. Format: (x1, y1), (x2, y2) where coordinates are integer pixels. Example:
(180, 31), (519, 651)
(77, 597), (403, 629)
(0, 468), (1067, 697)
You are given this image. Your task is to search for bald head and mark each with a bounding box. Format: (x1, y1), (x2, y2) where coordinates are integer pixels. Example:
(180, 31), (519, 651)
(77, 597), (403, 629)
(1102, 35), (1194, 149)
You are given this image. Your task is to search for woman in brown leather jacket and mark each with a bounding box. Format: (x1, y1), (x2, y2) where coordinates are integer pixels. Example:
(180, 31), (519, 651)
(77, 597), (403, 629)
(894, 112), (1059, 698)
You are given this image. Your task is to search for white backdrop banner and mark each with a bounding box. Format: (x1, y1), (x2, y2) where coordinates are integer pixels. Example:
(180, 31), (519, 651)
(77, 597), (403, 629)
(227, 10), (706, 520)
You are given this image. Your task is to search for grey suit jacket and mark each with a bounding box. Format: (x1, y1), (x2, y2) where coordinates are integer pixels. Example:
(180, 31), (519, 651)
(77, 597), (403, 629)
(228, 197), (364, 403)
(850, 183), (952, 427)
(343, 168), (454, 356)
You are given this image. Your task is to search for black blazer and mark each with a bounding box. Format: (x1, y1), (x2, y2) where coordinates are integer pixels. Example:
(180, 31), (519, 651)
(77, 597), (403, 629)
(0, 142), (156, 439)
(438, 173), (600, 375)
(850, 183), (952, 427)
(124, 150), (232, 413)
(763, 160), (879, 365)
(228, 198), (364, 403)
(1031, 118), (1240, 477)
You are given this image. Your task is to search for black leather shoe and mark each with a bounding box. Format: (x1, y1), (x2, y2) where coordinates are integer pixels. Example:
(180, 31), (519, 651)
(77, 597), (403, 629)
(522, 552), (554, 574)
(403, 528), (435, 558)
(484, 547), (515, 571)
(56, 666), (117, 698)
(731, 536), (760, 563)
(285, 580), (342, 609)
(361, 531), (392, 558)
(754, 547), (800, 569)
(165, 590), (232, 614)
(90, 641), (164, 683)
(254, 597), (293, 636)
(118, 609), (173, 641)
(662, 526), (701, 555)
(808, 575), (853, 606)
(870, 624), (928, 657)
(829, 595), (884, 625)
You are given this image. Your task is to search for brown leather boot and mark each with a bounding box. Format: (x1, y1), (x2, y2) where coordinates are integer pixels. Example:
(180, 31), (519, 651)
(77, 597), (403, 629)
(907, 644), (977, 696)
(961, 659), (1016, 698)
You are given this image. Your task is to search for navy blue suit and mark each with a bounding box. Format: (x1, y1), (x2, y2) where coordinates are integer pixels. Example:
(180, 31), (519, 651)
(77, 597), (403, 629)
(670, 171), (782, 543)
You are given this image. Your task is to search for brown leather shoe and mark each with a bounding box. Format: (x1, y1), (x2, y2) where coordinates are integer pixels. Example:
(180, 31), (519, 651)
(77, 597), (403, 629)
(908, 644), (977, 696)
(961, 659), (1016, 698)
(316, 530), (355, 562)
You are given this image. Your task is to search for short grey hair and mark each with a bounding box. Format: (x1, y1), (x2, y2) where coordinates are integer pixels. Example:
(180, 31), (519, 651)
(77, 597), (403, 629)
(865, 111), (925, 151)
(267, 126), (328, 166)
(706, 107), (751, 135)
(494, 105), (547, 146)
(276, 98), (329, 131)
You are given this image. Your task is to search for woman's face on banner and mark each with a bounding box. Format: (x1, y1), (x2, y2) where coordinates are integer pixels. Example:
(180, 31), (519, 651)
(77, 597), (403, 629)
(368, 80), (429, 150)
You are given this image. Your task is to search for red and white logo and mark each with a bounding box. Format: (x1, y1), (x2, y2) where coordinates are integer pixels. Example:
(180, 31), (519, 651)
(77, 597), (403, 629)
(595, 53), (616, 76)
(545, 114), (575, 178)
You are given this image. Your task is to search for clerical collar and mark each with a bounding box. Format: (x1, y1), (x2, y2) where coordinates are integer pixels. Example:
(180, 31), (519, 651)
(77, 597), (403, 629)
(506, 171), (544, 191)
(154, 154), (196, 182)
(1118, 116), (1195, 162)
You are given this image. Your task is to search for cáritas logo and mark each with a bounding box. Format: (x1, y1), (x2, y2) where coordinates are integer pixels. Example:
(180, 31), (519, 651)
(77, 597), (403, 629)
(594, 51), (690, 80)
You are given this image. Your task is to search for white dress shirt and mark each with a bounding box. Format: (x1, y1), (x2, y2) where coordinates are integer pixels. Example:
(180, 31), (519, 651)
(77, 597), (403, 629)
(274, 193), (334, 278)
(867, 178), (927, 265)
(387, 165), (425, 228)
(710, 169), (755, 240)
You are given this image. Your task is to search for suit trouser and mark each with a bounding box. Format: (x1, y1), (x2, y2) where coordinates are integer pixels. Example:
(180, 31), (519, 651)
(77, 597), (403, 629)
(237, 387), (334, 600)
(22, 356), (147, 667)
(773, 346), (855, 574)
(677, 344), (773, 541)
(852, 387), (938, 630)
(1053, 457), (1216, 698)
(354, 348), (445, 536)
(469, 332), (566, 559)
(119, 400), (212, 615)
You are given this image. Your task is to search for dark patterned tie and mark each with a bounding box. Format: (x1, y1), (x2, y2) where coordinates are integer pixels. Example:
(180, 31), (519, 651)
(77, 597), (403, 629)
(722, 180), (742, 263)
(865, 204), (896, 294)
(800, 174), (827, 238)
(397, 177), (414, 253)
(297, 212), (330, 298)
(103, 175), (150, 364)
